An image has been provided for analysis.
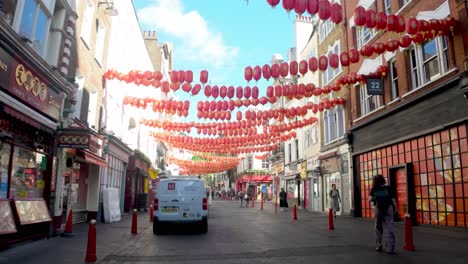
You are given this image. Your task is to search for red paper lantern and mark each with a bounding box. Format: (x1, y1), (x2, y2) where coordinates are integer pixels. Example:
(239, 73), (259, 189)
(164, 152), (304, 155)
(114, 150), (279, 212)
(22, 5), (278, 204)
(236, 111), (242, 121)
(280, 62), (289, 78)
(308, 57), (318, 72)
(318, 0), (331, 20)
(412, 32), (424, 44)
(182, 82), (192, 92)
(360, 44), (374, 57)
(275, 85), (282, 97)
(271, 63), (280, 79)
(318, 55), (328, 71)
(297, 84), (305, 96)
(294, 0), (307, 15)
(282, 0), (295, 13)
(354, 6), (366, 27)
(266, 86), (274, 98)
(445, 17), (456, 32)
(290, 61), (298, 76)
(192, 83), (201, 95)
(329, 53), (339, 69)
(305, 83), (315, 93)
(161, 81), (170, 94)
(330, 3), (343, 24)
(407, 17), (418, 35)
(204, 85), (212, 97)
(222, 100), (228, 111)
(386, 39), (399, 52)
(267, 0), (280, 8)
(418, 20), (429, 33)
(339, 51), (350, 67)
(397, 15), (406, 33)
(387, 14), (398, 32)
(365, 9), (376, 28)
(244, 66), (253, 82)
(307, 0), (318, 15)
(373, 41), (385, 54)
(170, 71), (178, 83)
(259, 97), (269, 105)
(349, 48), (360, 63)
(236, 86), (243, 99)
(399, 35), (412, 48)
(283, 85), (290, 97)
(209, 101), (216, 111)
(429, 19), (441, 35)
(227, 86), (235, 99)
(212, 85), (219, 99)
(177, 70), (185, 83)
(262, 64), (271, 80)
(200, 70), (208, 84)
(220, 85), (227, 98)
(299, 60), (308, 76)
(244, 86), (251, 99)
(185, 70), (193, 83)
(376, 11), (387, 31)
(252, 86), (259, 99)
(228, 100), (235, 111)
(253, 65), (262, 82)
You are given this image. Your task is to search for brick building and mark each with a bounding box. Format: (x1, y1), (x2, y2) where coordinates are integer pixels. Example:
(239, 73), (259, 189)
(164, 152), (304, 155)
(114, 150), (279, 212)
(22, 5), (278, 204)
(344, 0), (468, 227)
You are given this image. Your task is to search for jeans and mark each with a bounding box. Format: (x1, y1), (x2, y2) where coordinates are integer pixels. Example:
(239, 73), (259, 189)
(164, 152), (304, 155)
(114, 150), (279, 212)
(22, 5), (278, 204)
(239, 198), (243, 207)
(374, 206), (395, 253)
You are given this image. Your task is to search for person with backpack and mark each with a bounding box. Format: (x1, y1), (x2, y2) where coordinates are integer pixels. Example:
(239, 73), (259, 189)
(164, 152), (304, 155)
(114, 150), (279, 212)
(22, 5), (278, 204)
(329, 184), (341, 218)
(369, 174), (397, 255)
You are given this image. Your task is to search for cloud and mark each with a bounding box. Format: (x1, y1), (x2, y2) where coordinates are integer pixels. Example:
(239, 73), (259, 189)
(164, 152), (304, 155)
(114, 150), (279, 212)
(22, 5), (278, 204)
(138, 0), (239, 69)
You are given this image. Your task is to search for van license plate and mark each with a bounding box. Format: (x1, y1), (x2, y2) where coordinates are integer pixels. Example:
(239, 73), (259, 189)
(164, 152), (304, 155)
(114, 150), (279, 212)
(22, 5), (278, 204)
(162, 207), (178, 213)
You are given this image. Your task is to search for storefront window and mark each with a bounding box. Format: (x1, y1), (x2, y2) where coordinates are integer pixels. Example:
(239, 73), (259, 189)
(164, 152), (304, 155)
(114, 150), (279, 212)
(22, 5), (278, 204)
(9, 146), (46, 199)
(0, 142), (12, 198)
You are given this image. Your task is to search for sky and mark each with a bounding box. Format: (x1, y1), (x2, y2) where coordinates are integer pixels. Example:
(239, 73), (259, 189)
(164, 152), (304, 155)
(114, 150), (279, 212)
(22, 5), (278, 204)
(134, 0), (297, 122)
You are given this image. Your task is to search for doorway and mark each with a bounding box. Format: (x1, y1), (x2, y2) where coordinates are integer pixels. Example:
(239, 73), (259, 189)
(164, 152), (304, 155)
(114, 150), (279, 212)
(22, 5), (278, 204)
(388, 163), (415, 224)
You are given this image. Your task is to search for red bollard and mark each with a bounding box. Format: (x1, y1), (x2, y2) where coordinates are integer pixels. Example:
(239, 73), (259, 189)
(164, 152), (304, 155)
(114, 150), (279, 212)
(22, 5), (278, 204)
(62, 209), (74, 237)
(84, 219), (97, 263)
(403, 214), (416, 251)
(260, 194), (264, 211)
(293, 204), (298, 221)
(149, 205), (154, 223)
(251, 198), (255, 208)
(328, 208), (335, 230)
(131, 209), (137, 234)
(275, 195), (278, 214)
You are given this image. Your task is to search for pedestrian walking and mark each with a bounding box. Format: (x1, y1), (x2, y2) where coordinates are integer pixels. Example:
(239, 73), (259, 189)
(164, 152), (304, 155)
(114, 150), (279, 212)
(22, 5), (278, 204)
(329, 184), (341, 218)
(369, 174), (397, 254)
(238, 190), (244, 207)
(279, 188), (288, 211)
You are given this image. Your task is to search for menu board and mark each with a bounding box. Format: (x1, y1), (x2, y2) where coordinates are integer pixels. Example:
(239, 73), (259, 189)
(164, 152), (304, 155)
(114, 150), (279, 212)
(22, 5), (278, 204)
(0, 199), (17, 234)
(14, 199), (52, 225)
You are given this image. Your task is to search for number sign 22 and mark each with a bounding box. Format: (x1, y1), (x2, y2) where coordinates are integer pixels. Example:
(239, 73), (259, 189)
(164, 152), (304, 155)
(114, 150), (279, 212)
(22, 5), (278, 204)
(168, 183), (176, 190)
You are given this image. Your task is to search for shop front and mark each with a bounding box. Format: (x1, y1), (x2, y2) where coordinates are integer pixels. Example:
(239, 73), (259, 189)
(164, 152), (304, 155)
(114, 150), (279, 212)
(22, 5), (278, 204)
(284, 161), (302, 207)
(306, 157), (321, 211)
(99, 135), (132, 223)
(124, 155), (150, 212)
(56, 124), (107, 226)
(319, 151), (341, 213)
(0, 42), (66, 246)
(235, 174), (272, 200)
(350, 72), (468, 226)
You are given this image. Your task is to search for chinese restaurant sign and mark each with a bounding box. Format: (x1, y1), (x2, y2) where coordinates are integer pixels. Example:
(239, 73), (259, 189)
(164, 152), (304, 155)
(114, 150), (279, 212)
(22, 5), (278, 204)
(57, 129), (91, 148)
(0, 45), (64, 121)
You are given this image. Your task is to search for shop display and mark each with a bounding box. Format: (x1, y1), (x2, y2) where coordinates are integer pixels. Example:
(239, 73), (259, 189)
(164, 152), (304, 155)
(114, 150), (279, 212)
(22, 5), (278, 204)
(0, 142), (11, 199)
(10, 147), (46, 199)
(0, 199), (16, 234)
(14, 199), (52, 225)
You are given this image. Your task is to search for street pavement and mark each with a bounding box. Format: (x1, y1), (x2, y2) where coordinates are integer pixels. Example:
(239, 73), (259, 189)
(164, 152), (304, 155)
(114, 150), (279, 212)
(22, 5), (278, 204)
(1, 200), (468, 264)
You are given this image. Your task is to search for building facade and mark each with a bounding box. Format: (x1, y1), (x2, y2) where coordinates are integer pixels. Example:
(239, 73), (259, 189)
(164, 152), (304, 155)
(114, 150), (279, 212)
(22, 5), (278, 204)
(0, 0), (78, 246)
(345, 0), (468, 227)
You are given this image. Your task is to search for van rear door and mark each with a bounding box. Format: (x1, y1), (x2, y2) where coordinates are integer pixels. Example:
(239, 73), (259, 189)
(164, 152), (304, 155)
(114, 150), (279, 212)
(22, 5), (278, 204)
(157, 180), (204, 221)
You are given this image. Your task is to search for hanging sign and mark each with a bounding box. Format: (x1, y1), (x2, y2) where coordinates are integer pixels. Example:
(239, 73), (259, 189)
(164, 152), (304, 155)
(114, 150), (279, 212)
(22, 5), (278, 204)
(366, 78), (384, 95)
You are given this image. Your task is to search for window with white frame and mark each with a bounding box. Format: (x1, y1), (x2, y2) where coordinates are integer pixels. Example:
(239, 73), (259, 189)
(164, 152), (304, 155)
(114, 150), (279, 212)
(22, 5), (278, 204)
(16, 0), (53, 56)
(322, 42), (341, 85)
(94, 20), (106, 65)
(384, 0), (392, 14)
(0, 0), (18, 26)
(87, 89), (98, 129)
(389, 59), (399, 100)
(262, 159), (269, 169)
(80, 0), (94, 48)
(356, 25), (375, 49)
(319, 20), (334, 43)
(408, 37), (449, 90)
(323, 106), (345, 144)
(399, 0), (411, 9)
(359, 84), (382, 116)
(305, 124), (318, 148)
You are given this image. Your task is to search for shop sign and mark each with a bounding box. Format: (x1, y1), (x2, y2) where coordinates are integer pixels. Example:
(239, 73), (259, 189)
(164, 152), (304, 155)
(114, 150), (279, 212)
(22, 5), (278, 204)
(300, 162), (307, 179)
(0, 46), (64, 121)
(320, 157), (339, 175)
(57, 130), (91, 148)
(366, 78), (384, 95)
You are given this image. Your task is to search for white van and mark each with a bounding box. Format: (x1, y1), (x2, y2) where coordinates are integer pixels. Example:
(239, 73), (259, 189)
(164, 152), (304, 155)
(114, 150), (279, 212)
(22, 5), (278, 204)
(153, 177), (208, 234)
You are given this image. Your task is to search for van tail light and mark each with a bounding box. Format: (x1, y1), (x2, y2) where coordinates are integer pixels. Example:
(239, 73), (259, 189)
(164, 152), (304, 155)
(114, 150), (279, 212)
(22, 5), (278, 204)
(153, 198), (159, 211)
(203, 198), (208, 210)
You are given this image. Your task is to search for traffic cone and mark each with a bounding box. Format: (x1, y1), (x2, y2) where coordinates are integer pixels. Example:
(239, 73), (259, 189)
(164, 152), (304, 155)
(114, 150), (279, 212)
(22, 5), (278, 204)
(62, 209), (74, 237)
(131, 209), (137, 234)
(293, 204), (298, 221)
(328, 208), (335, 230)
(84, 219), (97, 263)
(403, 214), (416, 251)
(149, 205), (154, 223)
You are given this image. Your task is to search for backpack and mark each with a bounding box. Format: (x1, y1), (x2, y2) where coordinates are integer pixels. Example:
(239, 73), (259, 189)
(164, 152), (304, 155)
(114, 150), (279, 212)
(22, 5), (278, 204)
(373, 187), (391, 210)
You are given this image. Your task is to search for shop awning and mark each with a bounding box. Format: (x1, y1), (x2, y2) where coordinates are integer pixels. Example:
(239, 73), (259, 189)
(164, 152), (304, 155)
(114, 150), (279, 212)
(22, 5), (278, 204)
(80, 150), (107, 167)
(318, 151), (337, 160)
